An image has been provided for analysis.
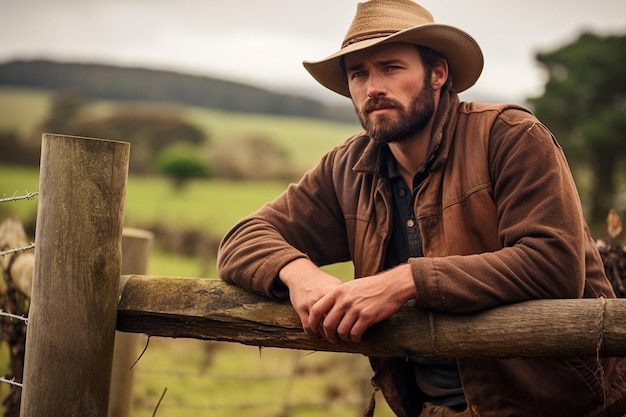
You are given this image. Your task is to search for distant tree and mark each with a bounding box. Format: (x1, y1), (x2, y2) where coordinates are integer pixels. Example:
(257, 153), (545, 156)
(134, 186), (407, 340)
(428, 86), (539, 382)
(156, 143), (211, 190)
(0, 130), (40, 166)
(212, 134), (296, 181)
(59, 105), (208, 174)
(39, 90), (87, 134)
(529, 32), (626, 228)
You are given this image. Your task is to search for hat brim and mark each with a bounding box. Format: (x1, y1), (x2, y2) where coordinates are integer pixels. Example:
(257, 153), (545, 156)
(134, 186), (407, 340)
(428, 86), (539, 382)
(303, 23), (484, 97)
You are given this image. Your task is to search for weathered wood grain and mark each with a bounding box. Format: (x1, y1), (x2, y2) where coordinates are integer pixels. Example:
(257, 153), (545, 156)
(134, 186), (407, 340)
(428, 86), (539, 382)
(108, 228), (153, 417)
(20, 134), (129, 417)
(117, 275), (626, 358)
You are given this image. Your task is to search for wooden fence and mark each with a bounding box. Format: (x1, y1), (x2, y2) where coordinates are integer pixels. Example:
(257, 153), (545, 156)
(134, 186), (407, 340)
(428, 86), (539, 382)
(16, 134), (626, 416)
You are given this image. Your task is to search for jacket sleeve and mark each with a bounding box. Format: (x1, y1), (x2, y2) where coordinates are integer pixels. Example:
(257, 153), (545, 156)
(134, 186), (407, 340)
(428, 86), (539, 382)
(412, 108), (609, 313)
(217, 147), (352, 301)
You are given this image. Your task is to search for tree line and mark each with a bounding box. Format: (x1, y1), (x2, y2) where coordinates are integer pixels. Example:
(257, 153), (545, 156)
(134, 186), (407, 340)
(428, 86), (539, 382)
(0, 90), (299, 188)
(530, 31), (626, 230)
(0, 59), (356, 123)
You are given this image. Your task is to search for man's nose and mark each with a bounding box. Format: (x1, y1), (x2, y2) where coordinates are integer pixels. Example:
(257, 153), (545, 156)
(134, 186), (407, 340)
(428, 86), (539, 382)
(366, 72), (387, 97)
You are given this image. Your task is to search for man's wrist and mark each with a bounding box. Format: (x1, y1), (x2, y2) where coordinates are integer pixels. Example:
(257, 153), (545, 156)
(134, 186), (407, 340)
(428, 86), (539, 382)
(387, 263), (417, 302)
(279, 257), (312, 288)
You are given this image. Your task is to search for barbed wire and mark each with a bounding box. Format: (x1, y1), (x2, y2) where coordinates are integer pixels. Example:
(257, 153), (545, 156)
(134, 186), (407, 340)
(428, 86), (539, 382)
(0, 191), (38, 204)
(0, 191), (37, 259)
(0, 243), (35, 257)
(0, 376), (23, 388)
(0, 310), (28, 325)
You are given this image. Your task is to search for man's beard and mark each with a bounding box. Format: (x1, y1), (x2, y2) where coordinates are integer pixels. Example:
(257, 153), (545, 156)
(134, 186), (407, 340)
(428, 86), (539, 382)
(356, 83), (435, 145)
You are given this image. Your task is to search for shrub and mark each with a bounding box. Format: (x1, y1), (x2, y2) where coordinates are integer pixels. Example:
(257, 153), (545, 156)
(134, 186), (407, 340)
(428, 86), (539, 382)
(156, 143), (212, 190)
(212, 134), (296, 181)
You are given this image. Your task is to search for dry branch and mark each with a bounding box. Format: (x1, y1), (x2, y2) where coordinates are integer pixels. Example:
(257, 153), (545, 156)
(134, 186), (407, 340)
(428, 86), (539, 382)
(0, 218), (32, 416)
(0, 218), (34, 297)
(117, 275), (626, 358)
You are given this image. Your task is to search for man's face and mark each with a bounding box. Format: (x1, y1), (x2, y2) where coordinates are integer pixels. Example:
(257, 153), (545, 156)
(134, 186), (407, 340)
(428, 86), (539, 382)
(345, 43), (435, 144)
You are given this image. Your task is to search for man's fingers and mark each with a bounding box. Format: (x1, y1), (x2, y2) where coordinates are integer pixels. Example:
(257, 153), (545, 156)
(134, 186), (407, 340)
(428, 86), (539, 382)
(302, 317), (314, 336)
(308, 294), (334, 334)
(320, 310), (343, 344)
(336, 311), (360, 343)
(293, 305), (312, 336)
(348, 318), (369, 343)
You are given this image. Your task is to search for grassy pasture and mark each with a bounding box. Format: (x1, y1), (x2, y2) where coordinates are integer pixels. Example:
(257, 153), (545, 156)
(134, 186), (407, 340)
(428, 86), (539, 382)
(0, 87), (51, 137)
(0, 86), (361, 173)
(0, 164), (382, 417)
(0, 165), (382, 417)
(0, 86), (392, 416)
(0, 165), (353, 280)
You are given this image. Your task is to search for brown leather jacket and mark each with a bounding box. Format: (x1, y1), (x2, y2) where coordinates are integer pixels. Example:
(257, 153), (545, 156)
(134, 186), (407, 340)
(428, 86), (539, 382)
(217, 91), (626, 416)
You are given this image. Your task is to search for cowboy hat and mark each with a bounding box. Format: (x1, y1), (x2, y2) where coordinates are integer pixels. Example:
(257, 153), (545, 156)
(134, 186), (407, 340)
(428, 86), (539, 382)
(302, 0), (484, 97)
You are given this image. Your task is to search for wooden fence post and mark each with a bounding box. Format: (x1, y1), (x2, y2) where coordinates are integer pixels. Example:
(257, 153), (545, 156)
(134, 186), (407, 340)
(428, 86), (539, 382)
(20, 134), (129, 417)
(108, 228), (153, 417)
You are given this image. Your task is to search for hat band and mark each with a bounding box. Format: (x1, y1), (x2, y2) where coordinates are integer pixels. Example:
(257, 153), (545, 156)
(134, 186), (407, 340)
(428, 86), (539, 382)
(342, 30), (399, 48)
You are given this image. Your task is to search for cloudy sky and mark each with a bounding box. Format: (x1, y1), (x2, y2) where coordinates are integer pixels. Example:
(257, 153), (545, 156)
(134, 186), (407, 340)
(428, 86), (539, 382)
(1, 0), (625, 104)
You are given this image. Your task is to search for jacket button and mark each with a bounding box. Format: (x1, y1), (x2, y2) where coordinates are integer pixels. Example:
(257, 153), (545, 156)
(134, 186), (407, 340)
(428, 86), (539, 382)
(407, 219), (415, 228)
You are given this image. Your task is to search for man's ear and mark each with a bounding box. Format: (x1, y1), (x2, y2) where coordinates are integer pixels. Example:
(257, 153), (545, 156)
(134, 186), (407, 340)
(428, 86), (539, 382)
(431, 59), (449, 90)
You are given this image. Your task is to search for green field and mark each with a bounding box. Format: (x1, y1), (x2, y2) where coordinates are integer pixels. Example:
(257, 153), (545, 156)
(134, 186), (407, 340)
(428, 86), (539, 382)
(0, 84), (363, 279)
(0, 165), (353, 280)
(0, 86), (361, 173)
(0, 86), (391, 416)
(0, 165), (383, 417)
(129, 339), (389, 417)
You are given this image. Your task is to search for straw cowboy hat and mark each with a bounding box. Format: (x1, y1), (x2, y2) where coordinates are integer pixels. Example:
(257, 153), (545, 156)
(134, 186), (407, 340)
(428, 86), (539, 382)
(303, 0), (484, 97)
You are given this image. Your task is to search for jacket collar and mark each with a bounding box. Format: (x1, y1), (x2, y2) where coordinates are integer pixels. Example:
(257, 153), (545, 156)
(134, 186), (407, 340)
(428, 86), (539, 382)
(352, 90), (460, 176)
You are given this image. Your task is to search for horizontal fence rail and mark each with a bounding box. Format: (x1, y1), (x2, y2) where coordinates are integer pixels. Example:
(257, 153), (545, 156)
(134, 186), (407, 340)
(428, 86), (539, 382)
(117, 275), (626, 359)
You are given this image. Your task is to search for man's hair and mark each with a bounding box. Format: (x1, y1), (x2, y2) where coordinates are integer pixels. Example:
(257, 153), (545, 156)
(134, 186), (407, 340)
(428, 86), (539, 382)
(416, 45), (453, 91)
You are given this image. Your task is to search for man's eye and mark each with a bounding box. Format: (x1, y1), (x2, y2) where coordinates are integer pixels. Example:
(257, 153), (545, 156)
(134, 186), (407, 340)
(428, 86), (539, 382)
(350, 71), (366, 79)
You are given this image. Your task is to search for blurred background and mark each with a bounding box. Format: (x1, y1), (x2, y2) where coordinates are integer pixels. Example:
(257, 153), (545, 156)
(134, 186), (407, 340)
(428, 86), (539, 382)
(0, 1), (625, 416)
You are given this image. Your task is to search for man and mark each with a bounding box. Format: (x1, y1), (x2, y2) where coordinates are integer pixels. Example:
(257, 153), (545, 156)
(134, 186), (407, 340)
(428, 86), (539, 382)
(217, 1), (626, 416)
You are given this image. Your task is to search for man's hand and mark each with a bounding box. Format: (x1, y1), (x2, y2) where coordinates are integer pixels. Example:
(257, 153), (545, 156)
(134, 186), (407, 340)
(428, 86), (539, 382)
(279, 258), (343, 336)
(280, 260), (416, 344)
(309, 264), (416, 343)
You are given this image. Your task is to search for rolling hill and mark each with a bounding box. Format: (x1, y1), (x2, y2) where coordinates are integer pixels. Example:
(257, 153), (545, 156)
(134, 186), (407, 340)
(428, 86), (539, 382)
(0, 59), (356, 123)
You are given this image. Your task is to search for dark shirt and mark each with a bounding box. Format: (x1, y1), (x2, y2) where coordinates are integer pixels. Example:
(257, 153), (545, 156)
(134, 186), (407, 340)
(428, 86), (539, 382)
(383, 146), (466, 408)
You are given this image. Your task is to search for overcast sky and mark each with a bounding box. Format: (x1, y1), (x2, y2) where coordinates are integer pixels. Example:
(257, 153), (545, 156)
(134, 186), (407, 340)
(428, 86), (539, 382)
(1, 0), (625, 104)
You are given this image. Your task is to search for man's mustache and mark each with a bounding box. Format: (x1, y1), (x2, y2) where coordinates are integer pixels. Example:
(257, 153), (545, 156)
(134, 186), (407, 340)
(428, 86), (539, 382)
(363, 97), (402, 113)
